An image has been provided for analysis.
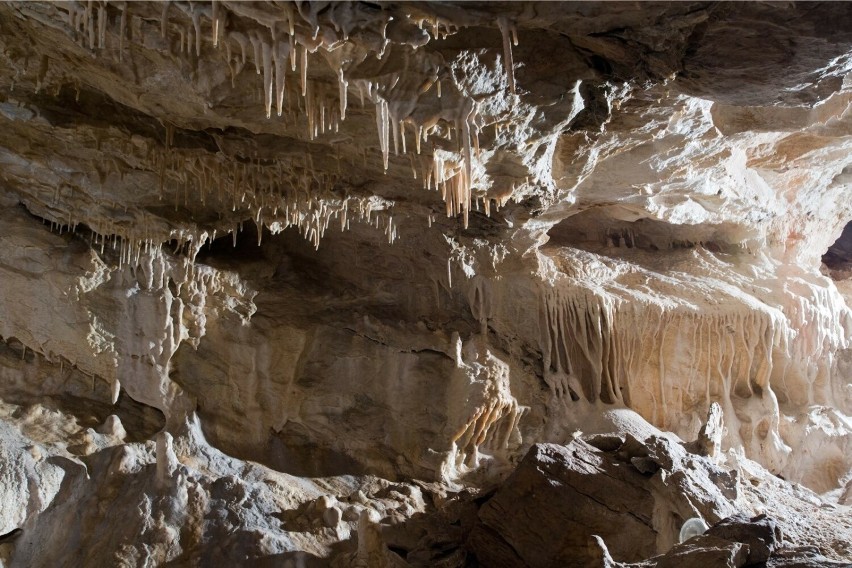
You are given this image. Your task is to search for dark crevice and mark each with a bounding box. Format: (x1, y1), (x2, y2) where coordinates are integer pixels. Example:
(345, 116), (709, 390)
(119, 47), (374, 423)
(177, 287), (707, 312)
(546, 207), (750, 255)
(9, 83), (218, 154)
(822, 221), (852, 280)
(588, 27), (629, 39)
(387, 546), (408, 559)
(357, 1), (383, 12)
(0, 528), (22, 544)
(588, 54), (613, 75)
(194, 222), (269, 267)
(0, 339), (166, 442)
(342, 326), (454, 361)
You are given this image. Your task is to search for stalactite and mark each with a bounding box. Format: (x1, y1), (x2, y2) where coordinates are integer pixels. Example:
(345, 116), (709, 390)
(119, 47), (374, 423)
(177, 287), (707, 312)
(41, 3), (515, 249)
(160, 1), (170, 39)
(117, 2), (127, 61)
(274, 42), (288, 116)
(211, 0), (220, 47)
(497, 17), (517, 93)
(375, 98), (390, 171)
(191, 6), (202, 57)
(337, 68), (348, 120)
(86, 0), (95, 49)
(35, 55), (48, 93)
(249, 31), (262, 74)
(97, 2), (106, 49)
(300, 45), (308, 97)
(261, 39), (273, 118)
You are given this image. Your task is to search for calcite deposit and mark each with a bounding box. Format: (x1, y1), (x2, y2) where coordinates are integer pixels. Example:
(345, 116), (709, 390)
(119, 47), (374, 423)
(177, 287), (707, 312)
(0, 1), (851, 566)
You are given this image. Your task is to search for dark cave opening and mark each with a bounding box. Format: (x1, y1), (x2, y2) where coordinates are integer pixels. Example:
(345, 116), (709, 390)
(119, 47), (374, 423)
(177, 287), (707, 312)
(194, 222), (270, 266)
(823, 221), (852, 280)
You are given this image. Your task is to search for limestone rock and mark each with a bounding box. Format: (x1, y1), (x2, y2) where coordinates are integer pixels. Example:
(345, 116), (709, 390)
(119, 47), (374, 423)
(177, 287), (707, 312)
(841, 481), (852, 506)
(705, 514), (781, 565)
(0, 422), (65, 536)
(469, 434), (740, 566)
(470, 441), (657, 566)
(0, 0), (851, 565)
(684, 402), (725, 459)
(649, 534), (749, 568)
(469, 422), (852, 567)
(766, 547), (852, 568)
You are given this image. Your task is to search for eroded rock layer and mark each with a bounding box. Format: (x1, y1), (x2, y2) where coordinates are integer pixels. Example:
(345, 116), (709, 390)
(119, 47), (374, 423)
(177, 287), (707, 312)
(0, 1), (850, 566)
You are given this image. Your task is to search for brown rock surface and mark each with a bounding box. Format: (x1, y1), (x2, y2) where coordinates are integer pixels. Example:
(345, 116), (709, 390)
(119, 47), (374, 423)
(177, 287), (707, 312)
(469, 432), (740, 566)
(0, 1), (851, 565)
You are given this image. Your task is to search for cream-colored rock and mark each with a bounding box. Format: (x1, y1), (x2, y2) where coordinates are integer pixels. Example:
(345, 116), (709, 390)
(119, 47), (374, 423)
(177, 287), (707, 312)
(0, 1), (851, 565)
(0, 421), (65, 536)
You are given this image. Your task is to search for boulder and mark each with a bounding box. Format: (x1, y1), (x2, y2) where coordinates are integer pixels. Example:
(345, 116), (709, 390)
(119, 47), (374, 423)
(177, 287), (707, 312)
(653, 534), (749, 568)
(706, 514), (781, 565)
(469, 435), (743, 567)
(470, 441), (657, 566)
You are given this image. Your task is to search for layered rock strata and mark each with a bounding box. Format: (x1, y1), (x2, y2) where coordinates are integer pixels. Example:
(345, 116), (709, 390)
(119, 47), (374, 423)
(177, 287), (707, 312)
(0, 1), (851, 565)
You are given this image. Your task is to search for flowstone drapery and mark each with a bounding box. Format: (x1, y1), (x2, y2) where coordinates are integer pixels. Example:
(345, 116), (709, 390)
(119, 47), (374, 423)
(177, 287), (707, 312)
(1, 2), (851, 566)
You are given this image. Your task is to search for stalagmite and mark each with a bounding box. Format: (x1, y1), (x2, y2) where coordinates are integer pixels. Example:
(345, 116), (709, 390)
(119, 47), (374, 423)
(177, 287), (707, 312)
(155, 432), (178, 489)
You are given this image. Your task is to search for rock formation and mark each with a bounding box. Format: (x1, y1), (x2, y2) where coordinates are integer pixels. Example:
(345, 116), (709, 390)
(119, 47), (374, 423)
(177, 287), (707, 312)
(0, 1), (851, 566)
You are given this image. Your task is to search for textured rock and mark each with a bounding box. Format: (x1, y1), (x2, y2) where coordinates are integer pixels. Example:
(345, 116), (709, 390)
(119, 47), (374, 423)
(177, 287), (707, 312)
(470, 441), (658, 566)
(469, 428), (852, 567)
(468, 430), (743, 566)
(0, 0), (851, 565)
(649, 534), (749, 568)
(706, 514), (781, 565)
(0, 421), (65, 536)
(684, 402), (724, 459)
(0, 0), (850, 489)
(767, 547), (852, 568)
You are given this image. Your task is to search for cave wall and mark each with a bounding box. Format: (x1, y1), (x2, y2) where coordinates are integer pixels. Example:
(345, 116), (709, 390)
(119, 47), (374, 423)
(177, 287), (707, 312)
(0, 1), (851, 565)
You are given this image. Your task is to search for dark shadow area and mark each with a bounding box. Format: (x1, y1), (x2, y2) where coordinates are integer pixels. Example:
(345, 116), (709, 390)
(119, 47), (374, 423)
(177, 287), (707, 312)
(194, 421), (373, 480)
(0, 340), (165, 442)
(193, 222), (350, 306)
(195, 222), (275, 269)
(547, 206), (749, 255)
(12, 83), (218, 154)
(0, 528), (22, 545)
(380, 489), (482, 567)
(676, 2), (852, 106)
(823, 221), (852, 280)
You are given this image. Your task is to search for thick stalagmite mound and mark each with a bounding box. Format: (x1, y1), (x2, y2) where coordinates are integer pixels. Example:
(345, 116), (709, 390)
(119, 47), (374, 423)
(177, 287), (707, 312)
(0, 1), (851, 566)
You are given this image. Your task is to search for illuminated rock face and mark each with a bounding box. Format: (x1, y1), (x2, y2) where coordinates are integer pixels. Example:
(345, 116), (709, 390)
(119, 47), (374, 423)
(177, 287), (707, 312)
(0, 1), (851, 565)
